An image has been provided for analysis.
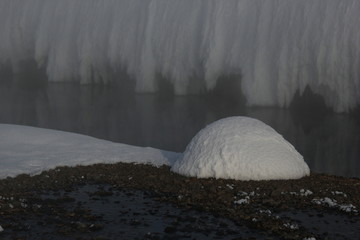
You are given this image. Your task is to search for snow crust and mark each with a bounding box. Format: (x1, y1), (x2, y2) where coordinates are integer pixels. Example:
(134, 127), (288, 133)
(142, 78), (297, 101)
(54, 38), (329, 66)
(0, 124), (180, 179)
(0, 0), (360, 112)
(172, 117), (310, 180)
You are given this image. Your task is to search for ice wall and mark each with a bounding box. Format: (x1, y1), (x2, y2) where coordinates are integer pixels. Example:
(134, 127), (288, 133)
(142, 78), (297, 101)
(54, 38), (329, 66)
(0, 0), (359, 112)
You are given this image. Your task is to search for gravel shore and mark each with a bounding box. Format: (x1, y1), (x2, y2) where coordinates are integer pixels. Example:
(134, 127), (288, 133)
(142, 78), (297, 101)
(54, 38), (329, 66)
(0, 162), (359, 239)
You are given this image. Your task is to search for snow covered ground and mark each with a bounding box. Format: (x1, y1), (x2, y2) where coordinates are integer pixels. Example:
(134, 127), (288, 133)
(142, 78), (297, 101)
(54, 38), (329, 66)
(0, 117), (309, 180)
(0, 124), (180, 179)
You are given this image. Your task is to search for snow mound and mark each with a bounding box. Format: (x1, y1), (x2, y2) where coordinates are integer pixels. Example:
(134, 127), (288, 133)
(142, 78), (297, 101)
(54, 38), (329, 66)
(172, 117), (310, 180)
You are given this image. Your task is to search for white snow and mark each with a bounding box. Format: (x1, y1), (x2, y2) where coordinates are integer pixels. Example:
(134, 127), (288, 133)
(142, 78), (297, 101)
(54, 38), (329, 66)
(338, 204), (357, 213)
(0, 118), (309, 181)
(0, 0), (360, 112)
(312, 197), (358, 213)
(259, 209), (272, 216)
(0, 124), (180, 179)
(226, 184), (234, 190)
(282, 189), (313, 197)
(331, 191), (347, 198)
(171, 117), (310, 180)
(234, 197), (249, 205)
(283, 222), (299, 230)
(300, 189), (313, 196)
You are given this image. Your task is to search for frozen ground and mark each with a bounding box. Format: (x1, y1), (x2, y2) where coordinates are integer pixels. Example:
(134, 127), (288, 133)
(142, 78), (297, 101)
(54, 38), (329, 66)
(0, 162), (358, 240)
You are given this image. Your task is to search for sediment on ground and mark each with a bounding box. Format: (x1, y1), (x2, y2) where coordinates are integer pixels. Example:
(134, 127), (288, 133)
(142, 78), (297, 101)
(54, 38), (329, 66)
(0, 162), (359, 240)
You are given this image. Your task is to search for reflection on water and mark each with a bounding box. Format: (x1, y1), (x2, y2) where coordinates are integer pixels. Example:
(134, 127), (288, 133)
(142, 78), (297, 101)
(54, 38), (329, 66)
(0, 83), (359, 178)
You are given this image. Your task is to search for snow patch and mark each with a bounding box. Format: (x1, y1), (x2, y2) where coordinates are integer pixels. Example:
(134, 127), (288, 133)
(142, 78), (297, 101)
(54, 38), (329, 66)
(226, 184), (234, 190)
(234, 197), (250, 205)
(172, 117), (310, 180)
(0, 124), (181, 179)
(338, 204), (357, 213)
(312, 197), (358, 213)
(331, 191), (347, 198)
(282, 189), (313, 196)
(300, 189), (313, 196)
(233, 190), (261, 205)
(259, 209), (272, 216)
(283, 222), (299, 230)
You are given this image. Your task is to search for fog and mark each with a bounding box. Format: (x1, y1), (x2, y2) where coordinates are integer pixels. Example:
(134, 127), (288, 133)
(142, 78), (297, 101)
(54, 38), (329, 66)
(1, 0), (360, 112)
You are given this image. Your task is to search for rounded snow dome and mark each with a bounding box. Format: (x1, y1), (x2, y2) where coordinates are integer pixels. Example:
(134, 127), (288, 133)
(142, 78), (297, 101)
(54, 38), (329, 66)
(172, 117), (310, 180)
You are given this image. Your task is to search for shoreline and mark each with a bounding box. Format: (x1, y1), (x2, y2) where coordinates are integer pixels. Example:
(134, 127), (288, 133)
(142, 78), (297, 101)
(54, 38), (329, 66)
(0, 162), (359, 239)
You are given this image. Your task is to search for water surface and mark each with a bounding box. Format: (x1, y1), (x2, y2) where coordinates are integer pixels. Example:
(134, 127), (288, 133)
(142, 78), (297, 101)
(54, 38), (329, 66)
(0, 83), (359, 178)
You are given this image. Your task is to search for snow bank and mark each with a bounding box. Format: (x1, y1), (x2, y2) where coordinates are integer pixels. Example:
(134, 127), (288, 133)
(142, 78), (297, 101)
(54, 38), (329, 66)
(171, 117), (310, 180)
(0, 119), (309, 181)
(0, 124), (180, 179)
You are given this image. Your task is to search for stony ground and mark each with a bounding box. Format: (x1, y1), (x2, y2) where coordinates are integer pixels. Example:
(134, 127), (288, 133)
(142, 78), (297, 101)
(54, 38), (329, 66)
(0, 162), (359, 240)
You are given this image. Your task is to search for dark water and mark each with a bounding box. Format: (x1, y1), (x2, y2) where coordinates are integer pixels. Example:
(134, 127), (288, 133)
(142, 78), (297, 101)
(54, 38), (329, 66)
(0, 82), (359, 178)
(279, 209), (360, 240)
(45, 185), (268, 240)
(1, 184), (269, 240)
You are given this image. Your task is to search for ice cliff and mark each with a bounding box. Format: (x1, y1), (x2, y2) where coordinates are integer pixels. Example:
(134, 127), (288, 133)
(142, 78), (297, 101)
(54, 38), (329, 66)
(0, 0), (359, 112)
